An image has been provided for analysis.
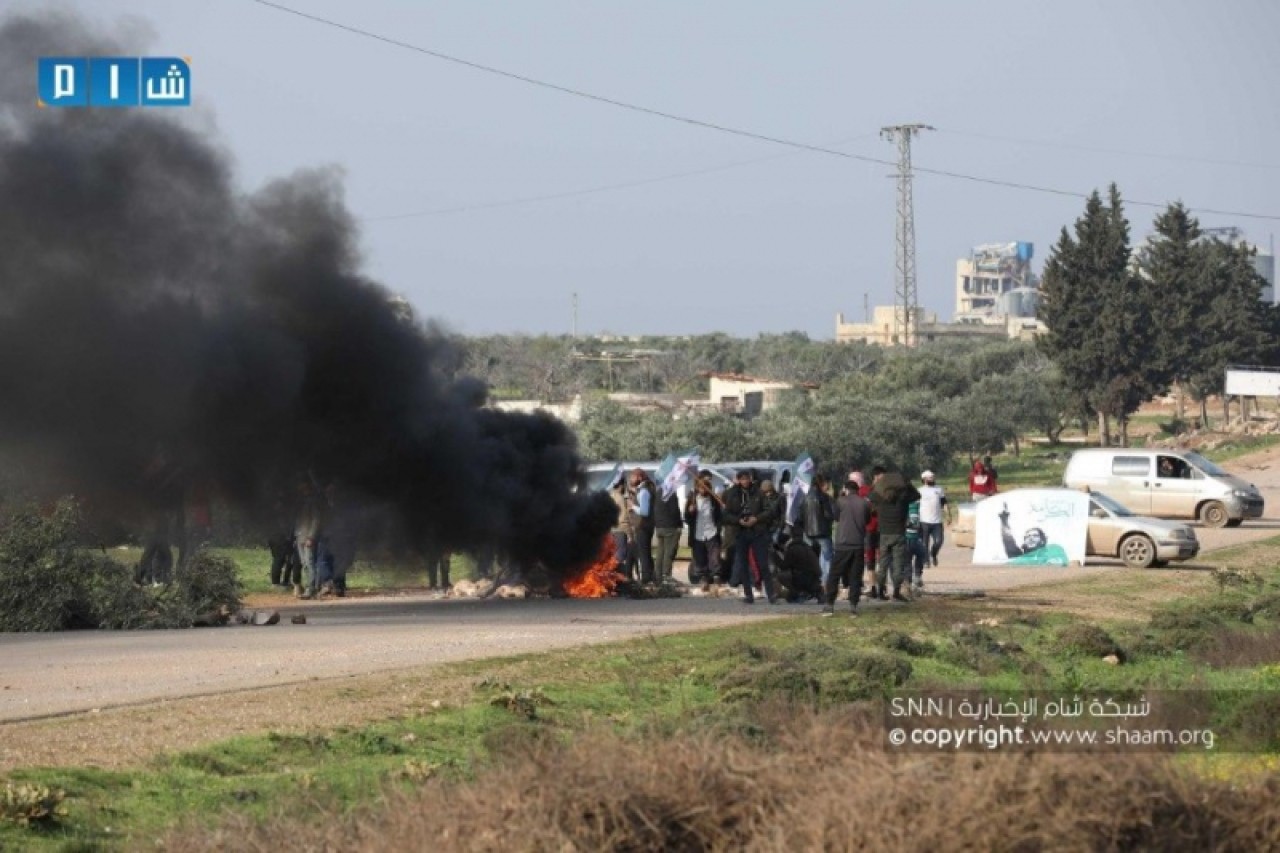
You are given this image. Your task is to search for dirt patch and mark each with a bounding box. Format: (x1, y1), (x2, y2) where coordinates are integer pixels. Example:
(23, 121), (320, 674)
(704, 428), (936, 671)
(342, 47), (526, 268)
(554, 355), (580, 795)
(0, 664), (481, 773)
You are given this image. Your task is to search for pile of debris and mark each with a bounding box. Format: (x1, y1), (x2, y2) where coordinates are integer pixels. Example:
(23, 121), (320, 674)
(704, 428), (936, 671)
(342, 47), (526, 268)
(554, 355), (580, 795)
(1152, 412), (1280, 452)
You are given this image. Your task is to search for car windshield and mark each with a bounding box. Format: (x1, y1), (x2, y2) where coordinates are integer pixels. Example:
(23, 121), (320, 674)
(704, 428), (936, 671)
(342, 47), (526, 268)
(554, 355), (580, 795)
(1090, 491), (1134, 517)
(583, 470), (617, 492)
(1184, 451), (1228, 478)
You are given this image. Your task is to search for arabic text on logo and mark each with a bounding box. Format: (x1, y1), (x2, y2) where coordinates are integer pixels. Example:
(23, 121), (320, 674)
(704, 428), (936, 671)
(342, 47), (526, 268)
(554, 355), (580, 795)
(38, 56), (190, 108)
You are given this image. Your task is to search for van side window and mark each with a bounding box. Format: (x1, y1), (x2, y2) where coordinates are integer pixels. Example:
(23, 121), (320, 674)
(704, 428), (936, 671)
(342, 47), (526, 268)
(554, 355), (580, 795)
(1157, 456), (1188, 479)
(1112, 456), (1150, 477)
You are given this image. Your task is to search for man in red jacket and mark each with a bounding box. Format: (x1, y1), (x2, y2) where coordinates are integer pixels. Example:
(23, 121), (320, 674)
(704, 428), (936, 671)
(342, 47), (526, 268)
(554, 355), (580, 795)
(969, 459), (998, 502)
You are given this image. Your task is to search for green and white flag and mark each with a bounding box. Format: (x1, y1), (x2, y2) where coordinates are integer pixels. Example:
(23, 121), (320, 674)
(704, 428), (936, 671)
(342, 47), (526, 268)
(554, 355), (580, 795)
(656, 447), (700, 500)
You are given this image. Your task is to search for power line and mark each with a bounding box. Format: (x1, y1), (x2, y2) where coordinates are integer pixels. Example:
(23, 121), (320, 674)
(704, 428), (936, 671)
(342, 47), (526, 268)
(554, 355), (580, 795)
(247, 0), (1280, 222)
(361, 134), (878, 222)
(935, 127), (1280, 173)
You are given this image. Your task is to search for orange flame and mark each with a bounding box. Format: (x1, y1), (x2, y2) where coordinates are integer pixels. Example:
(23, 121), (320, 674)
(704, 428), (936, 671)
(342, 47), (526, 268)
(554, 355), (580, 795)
(563, 535), (624, 599)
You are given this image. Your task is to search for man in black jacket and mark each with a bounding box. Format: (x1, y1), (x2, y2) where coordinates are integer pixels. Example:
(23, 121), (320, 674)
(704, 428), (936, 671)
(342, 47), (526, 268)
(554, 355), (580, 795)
(727, 470), (780, 604)
(803, 474), (835, 589)
(868, 469), (921, 602)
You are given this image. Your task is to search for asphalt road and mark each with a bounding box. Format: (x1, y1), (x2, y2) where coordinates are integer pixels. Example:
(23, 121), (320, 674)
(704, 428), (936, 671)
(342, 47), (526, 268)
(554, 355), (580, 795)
(2, 448), (1278, 724)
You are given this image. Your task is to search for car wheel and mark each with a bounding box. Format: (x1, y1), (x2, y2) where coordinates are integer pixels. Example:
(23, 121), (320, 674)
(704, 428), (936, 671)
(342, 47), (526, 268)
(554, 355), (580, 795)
(1199, 501), (1229, 528)
(1119, 534), (1156, 569)
(1225, 518), (1244, 528)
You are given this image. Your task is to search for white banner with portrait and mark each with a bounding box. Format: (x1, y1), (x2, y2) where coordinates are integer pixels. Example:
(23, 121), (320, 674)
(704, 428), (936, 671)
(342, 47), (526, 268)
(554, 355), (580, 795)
(972, 489), (1088, 566)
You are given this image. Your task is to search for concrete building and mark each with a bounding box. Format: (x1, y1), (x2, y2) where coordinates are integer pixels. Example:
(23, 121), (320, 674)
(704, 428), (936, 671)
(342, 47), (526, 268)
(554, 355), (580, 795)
(835, 305), (1042, 347)
(954, 241), (1038, 322)
(705, 372), (815, 416)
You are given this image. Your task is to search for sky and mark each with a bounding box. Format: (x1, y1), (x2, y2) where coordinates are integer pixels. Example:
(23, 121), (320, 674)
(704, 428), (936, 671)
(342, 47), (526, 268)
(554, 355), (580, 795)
(25, 0), (1280, 338)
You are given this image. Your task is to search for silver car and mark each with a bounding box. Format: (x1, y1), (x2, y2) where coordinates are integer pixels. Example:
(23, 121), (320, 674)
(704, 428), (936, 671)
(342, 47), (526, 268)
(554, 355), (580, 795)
(951, 489), (1199, 568)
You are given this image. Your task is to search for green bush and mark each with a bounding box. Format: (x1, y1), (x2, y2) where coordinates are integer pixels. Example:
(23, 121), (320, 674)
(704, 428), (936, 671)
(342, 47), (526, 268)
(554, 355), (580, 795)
(719, 643), (912, 705)
(0, 500), (242, 631)
(1053, 623), (1126, 660)
(877, 630), (937, 657)
(0, 501), (103, 631)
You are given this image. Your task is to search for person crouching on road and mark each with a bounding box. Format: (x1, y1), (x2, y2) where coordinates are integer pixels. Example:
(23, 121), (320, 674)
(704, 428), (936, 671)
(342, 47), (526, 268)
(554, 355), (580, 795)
(685, 470), (723, 592)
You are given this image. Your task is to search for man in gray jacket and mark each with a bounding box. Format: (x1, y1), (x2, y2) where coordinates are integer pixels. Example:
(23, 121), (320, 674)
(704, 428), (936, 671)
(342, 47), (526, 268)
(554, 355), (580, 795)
(824, 482), (871, 615)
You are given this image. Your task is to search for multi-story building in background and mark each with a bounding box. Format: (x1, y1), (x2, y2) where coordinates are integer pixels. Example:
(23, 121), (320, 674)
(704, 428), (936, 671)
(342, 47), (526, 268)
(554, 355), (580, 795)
(954, 241), (1040, 323)
(836, 239), (1046, 347)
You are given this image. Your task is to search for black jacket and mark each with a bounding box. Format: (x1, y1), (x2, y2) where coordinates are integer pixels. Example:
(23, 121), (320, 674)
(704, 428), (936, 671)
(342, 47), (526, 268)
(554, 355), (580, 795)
(723, 483), (776, 533)
(868, 472), (920, 536)
(653, 488), (683, 529)
(803, 489), (834, 538)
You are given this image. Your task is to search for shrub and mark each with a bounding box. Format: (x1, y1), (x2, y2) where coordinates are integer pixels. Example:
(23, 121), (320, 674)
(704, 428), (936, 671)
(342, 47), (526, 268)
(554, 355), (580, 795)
(0, 501), (105, 631)
(939, 624), (1021, 675)
(877, 630), (937, 657)
(0, 500), (241, 631)
(1053, 623), (1126, 660)
(0, 781), (67, 827)
(1218, 692), (1280, 753)
(719, 644), (912, 705)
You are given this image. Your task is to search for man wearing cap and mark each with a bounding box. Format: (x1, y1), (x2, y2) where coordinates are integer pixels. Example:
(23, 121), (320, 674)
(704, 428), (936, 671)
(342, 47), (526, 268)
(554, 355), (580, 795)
(918, 470), (950, 572)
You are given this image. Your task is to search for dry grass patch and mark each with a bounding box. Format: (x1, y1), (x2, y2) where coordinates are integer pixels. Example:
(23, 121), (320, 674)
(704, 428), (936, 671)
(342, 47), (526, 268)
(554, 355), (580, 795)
(165, 710), (1280, 852)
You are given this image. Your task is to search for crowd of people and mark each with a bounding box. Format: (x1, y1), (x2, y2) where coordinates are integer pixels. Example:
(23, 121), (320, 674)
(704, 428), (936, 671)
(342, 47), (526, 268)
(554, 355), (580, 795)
(607, 462), (967, 615)
(250, 460), (989, 603)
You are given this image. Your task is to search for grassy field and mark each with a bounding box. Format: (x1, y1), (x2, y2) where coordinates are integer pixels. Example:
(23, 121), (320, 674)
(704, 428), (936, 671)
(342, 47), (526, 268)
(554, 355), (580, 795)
(6, 535), (1280, 848)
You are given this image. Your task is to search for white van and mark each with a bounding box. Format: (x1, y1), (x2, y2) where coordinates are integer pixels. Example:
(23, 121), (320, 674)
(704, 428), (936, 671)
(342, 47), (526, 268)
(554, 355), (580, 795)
(1061, 448), (1264, 527)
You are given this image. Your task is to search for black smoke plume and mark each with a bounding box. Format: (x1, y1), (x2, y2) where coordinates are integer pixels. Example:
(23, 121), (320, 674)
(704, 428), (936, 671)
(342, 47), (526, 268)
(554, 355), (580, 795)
(0, 11), (615, 573)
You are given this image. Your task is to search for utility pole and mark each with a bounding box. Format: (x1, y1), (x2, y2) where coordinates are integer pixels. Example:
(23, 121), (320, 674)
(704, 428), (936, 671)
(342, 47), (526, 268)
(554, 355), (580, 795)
(880, 123), (933, 347)
(571, 292), (579, 341)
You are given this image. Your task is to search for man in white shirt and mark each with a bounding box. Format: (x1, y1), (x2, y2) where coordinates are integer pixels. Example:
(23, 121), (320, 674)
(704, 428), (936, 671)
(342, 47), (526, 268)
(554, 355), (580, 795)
(917, 471), (951, 568)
